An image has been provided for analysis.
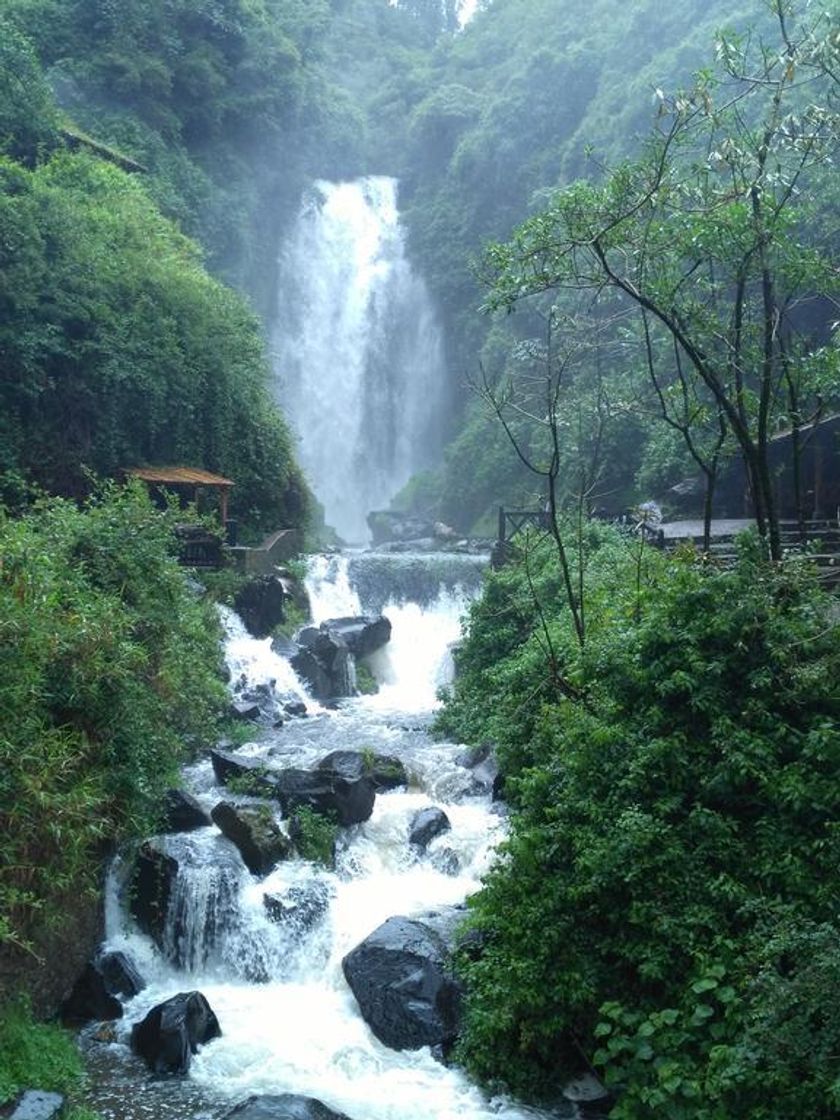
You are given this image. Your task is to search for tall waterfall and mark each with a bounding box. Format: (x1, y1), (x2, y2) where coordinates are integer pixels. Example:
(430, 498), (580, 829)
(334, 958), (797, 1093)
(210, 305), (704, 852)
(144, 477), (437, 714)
(271, 178), (447, 544)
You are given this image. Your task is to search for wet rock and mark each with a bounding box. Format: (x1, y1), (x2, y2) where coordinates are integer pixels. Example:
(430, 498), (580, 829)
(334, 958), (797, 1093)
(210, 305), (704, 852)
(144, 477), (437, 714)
(430, 847), (461, 876)
(230, 699), (262, 722)
(456, 741), (504, 800)
(341, 915), (461, 1050)
(221, 1095), (351, 1120)
(131, 990), (221, 1075)
(316, 749), (407, 792)
(8, 1091), (65, 1120)
(163, 788), (212, 833)
(92, 1022), (118, 1043)
(416, 905), (467, 952)
(563, 1072), (614, 1111)
(62, 950), (146, 1022)
(408, 806), (451, 851)
(367, 510), (435, 545)
(271, 633), (299, 659)
(234, 575), (287, 639)
(291, 630), (354, 703)
(320, 616), (392, 658)
(263, 881), (332, 932)
(62, 962), (123, 1022)
(98, 949), (145, 998)
(130, 839), (180, 948)
(273, 767), (375, 827)
(210, 750), (281, 798)
(211, 801), (292, 877)
(283, 700), (308, 718)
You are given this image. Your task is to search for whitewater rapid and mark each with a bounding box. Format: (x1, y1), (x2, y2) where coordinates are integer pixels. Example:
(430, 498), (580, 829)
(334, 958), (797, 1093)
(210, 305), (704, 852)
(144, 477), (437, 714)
(84, 552), (575, 1120)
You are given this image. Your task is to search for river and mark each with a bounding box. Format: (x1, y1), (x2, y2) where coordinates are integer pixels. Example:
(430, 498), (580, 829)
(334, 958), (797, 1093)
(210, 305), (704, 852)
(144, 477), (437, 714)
(79, 551), (587, 1120)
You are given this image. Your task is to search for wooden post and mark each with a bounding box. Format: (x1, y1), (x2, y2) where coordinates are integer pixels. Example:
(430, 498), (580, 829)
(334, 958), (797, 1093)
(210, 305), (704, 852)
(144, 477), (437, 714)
(498, 506), (506, 544)
(813, 441), (824, 519)
(220, 487), (229, 526)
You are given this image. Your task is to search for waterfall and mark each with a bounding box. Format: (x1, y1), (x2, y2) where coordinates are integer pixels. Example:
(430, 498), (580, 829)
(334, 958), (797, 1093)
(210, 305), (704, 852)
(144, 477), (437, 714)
(89, 553), (586, 1120)
(272, 178), (447, 544)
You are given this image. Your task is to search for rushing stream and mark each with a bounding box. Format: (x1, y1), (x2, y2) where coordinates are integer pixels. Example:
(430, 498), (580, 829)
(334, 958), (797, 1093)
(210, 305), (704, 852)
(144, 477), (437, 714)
(81, 552), (584, 1120)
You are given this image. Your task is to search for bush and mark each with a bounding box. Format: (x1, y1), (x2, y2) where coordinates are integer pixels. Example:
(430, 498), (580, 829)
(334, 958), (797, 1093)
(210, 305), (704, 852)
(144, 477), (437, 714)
(0, 999), (85, 1107)
(292, 808), (337, 868)
(445, 536), (840, 1117)
(0, 482), (226, 962)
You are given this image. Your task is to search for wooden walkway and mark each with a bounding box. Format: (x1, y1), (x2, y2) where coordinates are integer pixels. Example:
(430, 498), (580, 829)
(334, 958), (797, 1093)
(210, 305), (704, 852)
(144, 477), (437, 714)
(494, 507), (840, 583)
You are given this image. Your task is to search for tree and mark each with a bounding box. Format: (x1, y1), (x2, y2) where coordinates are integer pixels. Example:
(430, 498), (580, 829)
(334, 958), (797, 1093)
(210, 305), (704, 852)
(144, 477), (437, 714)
(483, 1), (840, 560)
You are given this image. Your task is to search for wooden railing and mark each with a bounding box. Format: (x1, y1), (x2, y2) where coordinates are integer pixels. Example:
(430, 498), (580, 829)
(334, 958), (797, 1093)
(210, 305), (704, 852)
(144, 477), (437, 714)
(494, 508), (840, 583)
(174, 525), (224, 569)
(664, 519), (840, 584)
(497, 507), (552, 542)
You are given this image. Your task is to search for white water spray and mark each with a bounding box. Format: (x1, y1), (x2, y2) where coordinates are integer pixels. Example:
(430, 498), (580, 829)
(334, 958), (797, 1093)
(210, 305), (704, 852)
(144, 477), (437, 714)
(90, 555), (579, 1120)
(272, 178), (447, 544)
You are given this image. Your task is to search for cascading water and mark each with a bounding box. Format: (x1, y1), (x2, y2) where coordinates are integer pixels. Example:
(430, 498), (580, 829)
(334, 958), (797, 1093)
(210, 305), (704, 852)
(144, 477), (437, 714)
(84, 554), (591, 1120)
(271, 178), (447, 544)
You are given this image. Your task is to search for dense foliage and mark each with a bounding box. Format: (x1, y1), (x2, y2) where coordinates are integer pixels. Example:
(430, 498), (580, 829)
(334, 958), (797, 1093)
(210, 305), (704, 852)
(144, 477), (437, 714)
(0, 998), (97, 1118)
(387, 0), (840, 532)
(0, 484), (226, 970)
(2, 0), (343, 295)
(0, 149), (309, 532)
(439, 533), (840, 1117)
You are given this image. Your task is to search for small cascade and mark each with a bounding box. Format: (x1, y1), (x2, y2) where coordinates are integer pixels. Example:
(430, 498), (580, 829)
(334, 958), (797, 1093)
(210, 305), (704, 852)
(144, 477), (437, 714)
(272, 178), (447, 544)
(161, 836), (244, 975)
(88, 552), (581, 1120)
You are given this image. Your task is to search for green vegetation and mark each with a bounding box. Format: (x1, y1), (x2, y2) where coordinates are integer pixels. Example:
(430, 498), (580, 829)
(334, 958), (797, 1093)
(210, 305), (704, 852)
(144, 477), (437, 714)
(0, 4), (313, 537)
(480, 4), (840, 557)
(0, 998), (97, 1118)
(291, 807), (338, 867)
(0, 483), (225, 966)
(354, 663), (379, 695)
(0, 148), (309, 534)
(439, 529), (840, 1117)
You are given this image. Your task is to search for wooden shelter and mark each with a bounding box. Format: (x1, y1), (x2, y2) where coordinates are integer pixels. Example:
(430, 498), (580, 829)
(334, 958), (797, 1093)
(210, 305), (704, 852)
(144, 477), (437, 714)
(124, 466), (234, 524)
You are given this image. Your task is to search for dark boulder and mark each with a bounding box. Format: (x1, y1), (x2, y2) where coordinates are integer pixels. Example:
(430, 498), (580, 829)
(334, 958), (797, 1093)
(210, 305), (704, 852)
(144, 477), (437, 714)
(456, 742), (504, 801)
(163, 789), (211, 833)
(211, 801), (291, 877)
(62, 950), (146, 1022)
(98, 950), (146, 998)
(317, 749), (407, 792)
(291, 630), (353, 703)
(234, 575), (287, 639)
(130, 839), (179, 948)
(230, 699), (262, 722)
(367, 510), (435, 545)
(408, 807), (451, 852)
(130, 991), (221, 1075)
(271, 633), (299, 659)
(61, 963), (122, 1022)
(263, 881), (332, 932)
(273, 768), (375, 827)
(8, 1092), (65, 1120)
(320, 616), (391, 659)
(210, 750), (280, 798)
(341, 916), (461, 1050)
(221, 1095), (351, 1120)
(283, 700), (308, 718)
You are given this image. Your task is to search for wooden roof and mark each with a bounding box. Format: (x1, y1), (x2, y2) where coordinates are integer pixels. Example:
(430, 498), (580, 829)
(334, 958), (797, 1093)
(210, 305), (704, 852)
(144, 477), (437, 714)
(126, 467), (234, 488)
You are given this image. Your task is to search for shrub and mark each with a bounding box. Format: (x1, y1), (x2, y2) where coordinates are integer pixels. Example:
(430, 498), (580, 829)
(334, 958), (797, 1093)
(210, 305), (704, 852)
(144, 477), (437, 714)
(446, 537), (840, 1117)
(0, 998), (84, 1106)
(291, 808), (337, 868)
(0, 482), (226, 962)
